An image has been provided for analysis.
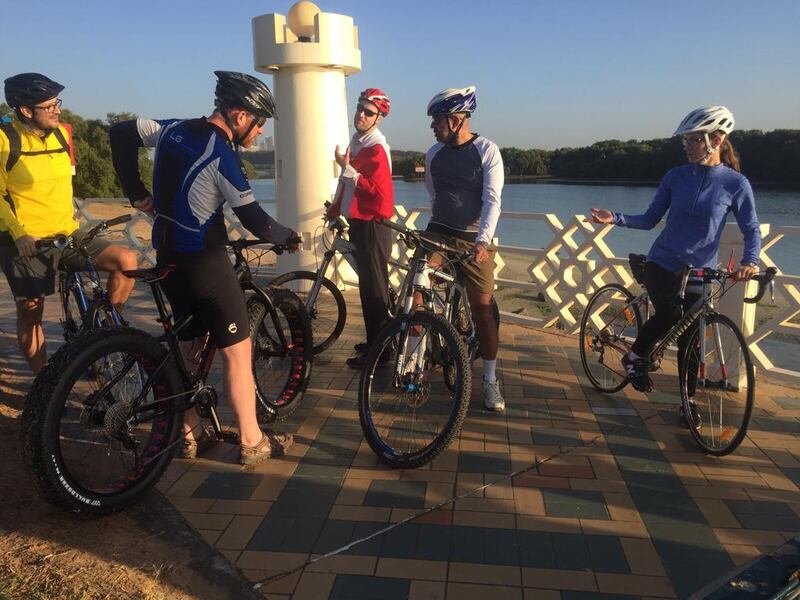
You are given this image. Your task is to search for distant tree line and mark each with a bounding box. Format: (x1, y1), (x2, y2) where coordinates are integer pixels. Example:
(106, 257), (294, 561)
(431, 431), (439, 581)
(2, 103), (796, 190)
(502, 130), (800, 183)
(376, 131), (800, 183)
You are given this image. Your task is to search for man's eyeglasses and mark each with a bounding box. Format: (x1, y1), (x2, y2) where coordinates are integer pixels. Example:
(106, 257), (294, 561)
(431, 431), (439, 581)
(32, 99), (62, 114)
(356, 104), (378, 118)
(252, 115), (267, 128)
(681, 134), (705, 146)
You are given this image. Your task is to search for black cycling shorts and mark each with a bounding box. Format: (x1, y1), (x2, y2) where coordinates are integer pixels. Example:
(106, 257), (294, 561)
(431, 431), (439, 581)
(160, 249), (249, 349)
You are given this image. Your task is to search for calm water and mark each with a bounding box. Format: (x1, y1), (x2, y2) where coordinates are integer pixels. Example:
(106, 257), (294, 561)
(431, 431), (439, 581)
(251, 179), (800, 271)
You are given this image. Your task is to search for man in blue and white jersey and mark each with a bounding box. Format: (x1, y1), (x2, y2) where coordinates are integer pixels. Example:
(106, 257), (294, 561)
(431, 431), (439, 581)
(110, 71), (297, 466)
(424, 86), (506, 411)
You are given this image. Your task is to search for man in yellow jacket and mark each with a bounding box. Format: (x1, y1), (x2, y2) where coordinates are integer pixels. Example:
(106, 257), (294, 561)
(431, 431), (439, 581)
(0, 73), (137, 373)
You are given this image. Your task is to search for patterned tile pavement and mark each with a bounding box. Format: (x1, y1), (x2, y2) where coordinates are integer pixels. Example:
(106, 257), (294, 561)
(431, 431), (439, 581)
(2, 282), (800, 599)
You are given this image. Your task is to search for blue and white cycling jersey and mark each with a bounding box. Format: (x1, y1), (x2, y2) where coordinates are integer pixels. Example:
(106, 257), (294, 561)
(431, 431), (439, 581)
(137, 117), (256, 255)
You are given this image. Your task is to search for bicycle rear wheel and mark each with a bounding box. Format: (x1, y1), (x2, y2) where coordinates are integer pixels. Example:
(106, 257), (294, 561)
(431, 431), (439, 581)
(679, 313), (755, 456)
(270, 270), (346, 355)
(358, 312), (471, 469)
(579, 284), (641, 393)
(20, 327), (183, 514)
(248, 289), (313, 422)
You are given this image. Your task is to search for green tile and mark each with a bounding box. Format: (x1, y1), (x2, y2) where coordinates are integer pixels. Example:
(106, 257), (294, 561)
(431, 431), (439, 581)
(531, 428), (582, 447)
(563, 593), (637, 600)
(482, 528), (519, 566)
(293, 464), (349, 479)
(247, 513), (324, 553)
(457, 451), (512, 474)
(586, 535), (630, 574)
(380, 523), (418, 559)
(774, 396), (800, 409)
(364, 480), (426, 509)
(725, 500), (796, 516)
(543, 489), (610, 520)
(450, 526), (484, 563)
(552, 533), (590, 570)
(735, 514), (800, 531)
(192, 472), (260, 500)
(415, 524), (451, 562)
(517, 530), (556, 568)
(329, 575), (410, 600)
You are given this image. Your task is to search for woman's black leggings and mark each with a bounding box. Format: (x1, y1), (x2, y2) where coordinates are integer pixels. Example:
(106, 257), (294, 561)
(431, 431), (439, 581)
(631, 262), (702, 394)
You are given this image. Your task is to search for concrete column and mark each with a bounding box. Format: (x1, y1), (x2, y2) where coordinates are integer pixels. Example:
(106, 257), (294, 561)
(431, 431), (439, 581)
(252, 2), (361, 276)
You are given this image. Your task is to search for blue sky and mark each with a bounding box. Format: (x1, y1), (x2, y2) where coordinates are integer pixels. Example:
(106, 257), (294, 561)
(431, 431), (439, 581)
(1, 0), (798, 151)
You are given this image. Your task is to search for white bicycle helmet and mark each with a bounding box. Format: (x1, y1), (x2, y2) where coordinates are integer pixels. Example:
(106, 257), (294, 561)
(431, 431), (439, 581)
(426, 86), (477, 116)
(674, 106), (735, 136)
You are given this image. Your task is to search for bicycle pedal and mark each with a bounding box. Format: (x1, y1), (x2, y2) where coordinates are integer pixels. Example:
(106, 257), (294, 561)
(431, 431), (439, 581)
(220, 431), (241, 444)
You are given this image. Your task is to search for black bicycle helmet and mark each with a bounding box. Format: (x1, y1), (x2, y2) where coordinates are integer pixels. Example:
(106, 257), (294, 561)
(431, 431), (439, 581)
(4, 73), (65, 108)
(214, 71), (276, 119)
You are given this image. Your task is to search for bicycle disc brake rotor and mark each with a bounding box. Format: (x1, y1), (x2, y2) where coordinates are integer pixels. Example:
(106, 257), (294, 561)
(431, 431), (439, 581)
(399, 374), (430, 408)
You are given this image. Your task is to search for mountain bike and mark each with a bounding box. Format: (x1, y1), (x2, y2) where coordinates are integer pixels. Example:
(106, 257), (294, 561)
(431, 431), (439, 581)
(579, 253), (776, 455)
(21, 240), (312, 514)
(357, 218), (473, 469)
(269, 203), (399, 355)
(35, 215), (133, 340)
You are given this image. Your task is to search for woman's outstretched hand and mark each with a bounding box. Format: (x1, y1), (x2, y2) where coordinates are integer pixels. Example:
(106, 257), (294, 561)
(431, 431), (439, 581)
(589, 208), (614, 224)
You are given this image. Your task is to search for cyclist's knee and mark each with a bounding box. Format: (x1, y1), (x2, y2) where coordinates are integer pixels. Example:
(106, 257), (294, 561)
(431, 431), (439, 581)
(113, 246), (138, 271)
(98, 244), (138, 272)
(218, 337), (252, 363)
(17, 298), (44, 322)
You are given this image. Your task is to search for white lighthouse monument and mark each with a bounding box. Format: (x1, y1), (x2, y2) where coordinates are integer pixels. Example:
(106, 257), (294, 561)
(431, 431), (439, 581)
(252, 1), (361, 274)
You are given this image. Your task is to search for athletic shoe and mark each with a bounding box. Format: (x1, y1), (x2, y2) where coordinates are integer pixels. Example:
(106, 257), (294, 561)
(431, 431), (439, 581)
(621, 352), (653, 392)
(483, 379), (505, 412)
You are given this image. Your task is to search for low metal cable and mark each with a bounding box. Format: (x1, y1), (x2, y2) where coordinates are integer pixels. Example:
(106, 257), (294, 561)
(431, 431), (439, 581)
(251, 408), (664, 591)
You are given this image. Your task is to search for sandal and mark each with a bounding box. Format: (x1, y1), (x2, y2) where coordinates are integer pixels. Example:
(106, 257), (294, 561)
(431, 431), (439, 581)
(240, 430), (294, 466)
(180, 425), (217, 459)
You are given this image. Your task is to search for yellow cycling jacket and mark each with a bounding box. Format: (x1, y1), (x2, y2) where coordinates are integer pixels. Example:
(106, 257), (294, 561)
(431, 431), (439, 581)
(0, 117), (78, 241)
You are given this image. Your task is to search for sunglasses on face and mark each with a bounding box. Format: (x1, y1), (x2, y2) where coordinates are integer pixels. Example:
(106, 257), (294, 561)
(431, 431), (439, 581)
(356, 104), (378, 118)
(681, 135), (706, 146)
(32, 98), (62, 113)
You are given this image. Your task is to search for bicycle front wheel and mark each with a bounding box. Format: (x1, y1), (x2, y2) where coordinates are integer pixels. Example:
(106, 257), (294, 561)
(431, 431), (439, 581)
(679, 313), (755, 456)
(359, 312), (471, 469)
(270, 270), (346, 355)
(20, 327), (183, 515)
(579, 284), (641, 393)
(248, 290), (313, 422)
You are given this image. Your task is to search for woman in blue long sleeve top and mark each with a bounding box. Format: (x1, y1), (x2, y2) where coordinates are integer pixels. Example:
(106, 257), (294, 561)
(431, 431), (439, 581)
(589, 106), (761, 421)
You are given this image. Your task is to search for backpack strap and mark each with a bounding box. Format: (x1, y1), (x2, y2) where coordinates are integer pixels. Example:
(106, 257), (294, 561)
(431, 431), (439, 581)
(0, 121), (21, 173)
(51, 127), (71, 155)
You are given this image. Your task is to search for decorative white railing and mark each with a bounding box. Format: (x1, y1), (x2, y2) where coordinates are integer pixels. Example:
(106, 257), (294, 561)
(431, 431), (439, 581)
(76, 198), (800, 380)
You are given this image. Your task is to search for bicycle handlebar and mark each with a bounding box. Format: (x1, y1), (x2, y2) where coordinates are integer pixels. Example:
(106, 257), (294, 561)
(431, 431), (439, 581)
(744, 267), (777, 304)
(35, 214), (133, 250)
(226, 237), (301, 257)
(685, 265), (777, 304)
(376, 218), (474, 262)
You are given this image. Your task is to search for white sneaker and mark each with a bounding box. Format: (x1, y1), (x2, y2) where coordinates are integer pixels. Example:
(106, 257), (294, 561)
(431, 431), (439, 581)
(483, 379), (505, 412)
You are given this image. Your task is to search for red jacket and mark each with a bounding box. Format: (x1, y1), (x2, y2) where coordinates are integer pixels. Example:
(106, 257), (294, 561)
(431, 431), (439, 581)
(330, 128), (393, 220)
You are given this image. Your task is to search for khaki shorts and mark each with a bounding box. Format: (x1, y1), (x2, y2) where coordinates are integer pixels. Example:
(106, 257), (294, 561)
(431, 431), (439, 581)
(0, 229), (111, 301)
(421, 231), (496, 295)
